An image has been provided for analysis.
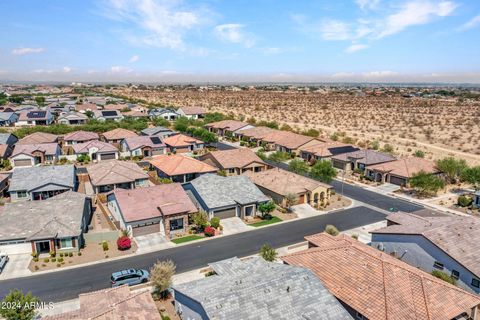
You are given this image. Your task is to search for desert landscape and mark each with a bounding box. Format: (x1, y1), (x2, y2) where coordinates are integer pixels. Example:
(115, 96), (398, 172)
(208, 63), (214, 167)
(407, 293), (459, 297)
(110, 86), (480, 165)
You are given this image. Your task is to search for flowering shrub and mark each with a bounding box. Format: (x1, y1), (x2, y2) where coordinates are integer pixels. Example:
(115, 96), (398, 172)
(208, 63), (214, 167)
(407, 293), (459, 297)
(117, 236), (131, 250)
(204, 226), (215, 237)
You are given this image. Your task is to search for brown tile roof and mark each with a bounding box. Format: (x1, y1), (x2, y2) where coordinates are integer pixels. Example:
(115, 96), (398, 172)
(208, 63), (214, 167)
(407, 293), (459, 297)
(332, 149), (396, 165)
(372, 212), (480, 278)
(244, 167), (331, 196)
(149, 154), (217, 176)
(17, 132), (58, 145)
(102, 128), (138, 141)
(73, 140), (118, 154)
(205, 120), (250, 132)
(162, 134), (203, 147)
(123, 135), (166, 151)
(179, 106), (206, 115)
(103, 104), (129, 111)
(122, 110), (149, 117)
(236, 126), (276, 140)
(282, 233), (480, 320)
(42, 285), (161, 320)
(113, 184), (197, 222)
(367, 157), (438, 178)
(75, 103), (99, 112)
(299, 141), (352, 157)
(262, 131), (316, 150)
(63, 130), (100, 142)
(86, 160), (148, 186)
(12, 143), (59, 157)
(202, 148), (266, 169)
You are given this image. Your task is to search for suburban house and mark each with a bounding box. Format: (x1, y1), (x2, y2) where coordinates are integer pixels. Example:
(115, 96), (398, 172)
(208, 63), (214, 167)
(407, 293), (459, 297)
(204, 120), (253, 137)
(0, 133), (18, 160)
(366, 157), (439, 186)
(75, 103), (99, 113)
(299, 141), (360, 163)
(260, 131), (320, 154)
(87, 160), (149, 193)
(140, 126), (175, 137)
(93, 109), (124, 122)
(102, 128), (138, 146)
(199, 148), (268, 175)
(57, 111), (89, 125)
(331, 149), (397, 172)
(173, 256), (351, 320)
(17, 132), (59, 145)
(184, 174), (269, 219)
(11, 143), (61, 167)
(121, 135), (167, 158)
(177, 106), (206, 119)
(244, 168), (332, 207)
(72, 140), (119, 161)
(0, 112), (19, 126)
(371, 211), (480, 294)
(474, 191), (480, 209)
(148, 108), (180, 120)
(63, 130), (99, 146)
(122, 110), (149, 119)
(283, 233), (480, 320)
(149, 154), (217, 183)
(15, 109), (54, 126)
(235, 126), (276, 145)
(0, 191), (92, 255)
(107, 184), (197, 238)
(162, 134), (205, 153)
(8, 164), (77, 201)
(42, 286), (161, 320)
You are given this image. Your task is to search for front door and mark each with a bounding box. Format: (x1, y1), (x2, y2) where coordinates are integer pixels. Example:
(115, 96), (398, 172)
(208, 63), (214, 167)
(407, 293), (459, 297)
(36, 240), (50, 254)
(245, 205), (255, 217)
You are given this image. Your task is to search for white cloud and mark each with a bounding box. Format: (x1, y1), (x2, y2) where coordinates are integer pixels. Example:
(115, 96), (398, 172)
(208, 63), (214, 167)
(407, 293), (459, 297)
(11, 47), (44, 55)
(63, 66), (72, 73)
(458, 14), (480, 31)
(345, 43), (369, 53)
(102, 0), (204, 50)
(214, 24), (255, 47)
(110, 66), (132, 73)
(378, 0), (457, 38)
(319, 20), (352, 40)
(356, 0), (380, 11)
(129, 54), (140, 63)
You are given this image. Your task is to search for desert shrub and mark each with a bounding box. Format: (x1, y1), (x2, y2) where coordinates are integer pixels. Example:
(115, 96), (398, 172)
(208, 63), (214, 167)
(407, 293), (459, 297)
(431, 270), (456, 285)
(259, 243), (277, 262)
(102, 241), (109, 251)
(150, 260), (176, 299)
(117, 236), (132, 250)
(57, 257), (64, 263)
(414, 150), (425, 158)
(210, 217), (220, 229)
(457, 195), (473, 207)
(325, 224), (339, 236)
(68, 252), (73, 257)
(204, 226), (215, 237)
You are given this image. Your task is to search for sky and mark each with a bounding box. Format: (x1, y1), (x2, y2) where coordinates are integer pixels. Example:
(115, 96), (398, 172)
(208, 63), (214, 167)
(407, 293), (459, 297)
(1, 0), (480, 83)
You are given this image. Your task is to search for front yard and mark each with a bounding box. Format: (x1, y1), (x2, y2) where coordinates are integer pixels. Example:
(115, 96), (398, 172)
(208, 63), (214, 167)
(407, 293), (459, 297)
(171, 235), (204, 244)
(248, 216), (283, 227)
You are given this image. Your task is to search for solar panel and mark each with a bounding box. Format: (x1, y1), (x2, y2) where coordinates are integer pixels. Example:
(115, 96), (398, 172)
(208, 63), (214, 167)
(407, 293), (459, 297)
(150, 136), (162, 144)
(329, 146), (360, 156)
(28, 111), (47, 118)
(102, 110), (118, 117)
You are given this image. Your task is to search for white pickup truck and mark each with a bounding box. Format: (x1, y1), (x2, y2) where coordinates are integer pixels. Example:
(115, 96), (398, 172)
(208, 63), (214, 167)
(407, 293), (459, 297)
(0, 252), (9, 274)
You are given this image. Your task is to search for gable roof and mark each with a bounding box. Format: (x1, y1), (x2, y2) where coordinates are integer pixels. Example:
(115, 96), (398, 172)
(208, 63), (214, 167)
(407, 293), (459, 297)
(149, 154), (217, 176)
(162, 133), (203, 147)
(282, 233), (480, 320)
(178, 106), (206, 115)
(102, 128), (138, 141)
(123, 135), (166, 151)
(367, 157), (438, 178)
(73, 140), (118, 154)
(262, 130), (316, 150)
(0, 191), (88, 241)
(202, 148), (266, 169)
(18, 132), (58, 144)
(173, 257), (351, 320)
(140, 126), (173, 136)
(189, 174), (269, 208)
(75, 103), (99, 112)
(87, 160), (148, 187)
(18, 110), (51, 121)
(372, 212), (480, 278)
(331, 149), (396, 165)
(63, 130), (99, 142)
(244, 167), (331, 196)
(57, 111), (88, 121)
(300, 141), (360, 158)
(204, 120), (250, 132)
(236, 126), (276, 140)
(9, 164), (75, 192)
(0, 133), (17, 145)
(0, 112), (17, 121)
(113, 184), (197, 222)
(11, 143), (59, 157)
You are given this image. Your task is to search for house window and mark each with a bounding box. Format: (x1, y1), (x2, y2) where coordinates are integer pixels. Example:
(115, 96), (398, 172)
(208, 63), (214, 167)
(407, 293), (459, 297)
(355, 311), (368, 320)
(433, 261), (444, 270)
(170, 218), (184, 231)
(60, 238), (73, 249)
(45, 155), (53, 161)
(17, 190), (28, 198)
(451, 270), (460, 280)
(472, 278), (480, 288)
(228, 168), (235, 174)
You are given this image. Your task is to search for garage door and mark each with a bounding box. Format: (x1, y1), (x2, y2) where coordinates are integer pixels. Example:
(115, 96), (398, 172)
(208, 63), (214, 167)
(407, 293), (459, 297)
(100, 153), (116, 160)
(132, 223), (160, 236)
(0, 242), (31, 254)
(13, 159), (32, 167)
(389, 175), (407, 186)
(213, 207), (237, 219)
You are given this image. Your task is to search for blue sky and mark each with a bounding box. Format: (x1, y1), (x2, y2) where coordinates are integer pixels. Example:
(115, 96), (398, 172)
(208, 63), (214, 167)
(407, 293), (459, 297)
(1, 0), (480, 82)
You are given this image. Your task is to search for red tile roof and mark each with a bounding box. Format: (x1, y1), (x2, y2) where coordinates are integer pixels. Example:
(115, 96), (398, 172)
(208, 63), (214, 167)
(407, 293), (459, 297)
(162, 134), (203, 148)
(179, 106), (206, 115)
(205, 120), (250, 132)
(149, 154), (217, 176)
(102, 128), (138, 141)
(18, 132), (58, 145)
(63, 130), (99, 142)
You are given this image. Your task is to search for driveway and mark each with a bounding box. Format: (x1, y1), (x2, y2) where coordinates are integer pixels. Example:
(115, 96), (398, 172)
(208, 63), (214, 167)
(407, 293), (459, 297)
(291, 203), (347, 218)
(135, 233), (174, 254)
(221, 217), (250, 235)
(372, 183), (400, 194)
(0, 254), (32, 280)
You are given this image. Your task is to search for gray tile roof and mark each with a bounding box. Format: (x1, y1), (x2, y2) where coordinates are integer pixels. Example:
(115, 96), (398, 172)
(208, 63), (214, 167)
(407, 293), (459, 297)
(0, 191), (89, 241)
(189, 174), (269, 209)
(140, 126), (173, 136)
(332, 149), (396, 165)
(0, 133), (16, 145)
(173, 257), (352, 320)
(9, 165), (75, 192)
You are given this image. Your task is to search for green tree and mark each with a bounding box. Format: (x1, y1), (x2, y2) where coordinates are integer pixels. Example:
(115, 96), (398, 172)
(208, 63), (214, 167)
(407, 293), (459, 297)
(258, 201), (276, 218)
(461, 166), (480, 190)
(284, 193), (298, 209)
(431, 270), (456, 285)
(325, 224), (339, 236)
(268, 151), (290, 162)
(259, 243), (277, 262)
(191, 211), (209, 231)
(310, 160), (337, 183)
(436, 157), (468, 184)
(173, 117), (190, 132)
(409, 171), (445, 196)
(34, 96), (46, 106)
(288, 159), (310, 175)
(152, 117), (171, 128)
(150, 260), (176, 299)
(0, 289), (39, 320)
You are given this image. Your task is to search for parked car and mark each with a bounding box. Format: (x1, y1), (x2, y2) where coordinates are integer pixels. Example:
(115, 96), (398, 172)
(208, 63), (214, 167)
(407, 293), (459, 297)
(110, 268), (149, 287)
(0, 252), (9, 274)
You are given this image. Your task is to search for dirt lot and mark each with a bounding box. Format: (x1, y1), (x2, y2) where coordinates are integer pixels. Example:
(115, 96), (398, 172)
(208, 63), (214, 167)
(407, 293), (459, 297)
(113, 88), (480, 165)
